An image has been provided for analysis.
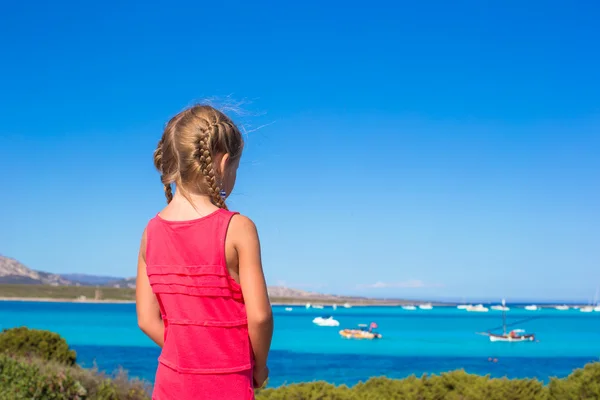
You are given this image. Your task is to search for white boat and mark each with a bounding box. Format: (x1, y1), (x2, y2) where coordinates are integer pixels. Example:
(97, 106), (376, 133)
(312, 316), (340, 327)
(285, 307), (293, 311)
(555, 305), (569, 311)
(457, 304), (471, 310)
(466, 304), (489, 312)
(580, 306), (594, 313)
(481, 299), (536, 343)
(402, 305), (417, 311)
(489, 329), (535, 342)
(332, 304), (337, 310)
(491, 305), (510, 311)
(313, 305), (324, 309)
(305, 303), (311, 309)
(419, 304), (433, 310)
(524, 305), (538, 311)
(343, 303), (352, 309)
(594, 306), (600, 312)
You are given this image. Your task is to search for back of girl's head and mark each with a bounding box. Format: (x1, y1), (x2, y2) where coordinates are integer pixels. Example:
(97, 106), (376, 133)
(153, 105), (244, 210)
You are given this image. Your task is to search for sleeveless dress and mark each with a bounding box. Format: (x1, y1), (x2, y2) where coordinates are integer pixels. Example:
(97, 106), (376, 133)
(145, 209), (255, 400)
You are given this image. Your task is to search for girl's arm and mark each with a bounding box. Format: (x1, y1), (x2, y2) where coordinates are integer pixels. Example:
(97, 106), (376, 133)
(233, 215), (274, 371)
(135, 228), (164, 347)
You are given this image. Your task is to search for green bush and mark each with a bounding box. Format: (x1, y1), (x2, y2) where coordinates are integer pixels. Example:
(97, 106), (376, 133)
(0, 354), (86, 400)
(256, 365), (600, 400)
(0, 327), (77, 365)
(0, 355), (150, 400)
(548, 362), (600, 400)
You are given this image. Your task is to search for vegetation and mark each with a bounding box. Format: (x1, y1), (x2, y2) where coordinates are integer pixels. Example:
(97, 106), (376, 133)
(0, 284), (135, 301)
(0, 327), (77, 365)
(0, 355), (150, 400)
(0, 284), (398, 305)
(3, 327), (600, 399)
(0, 328), (150, 400)
(256, 365), (600, 399)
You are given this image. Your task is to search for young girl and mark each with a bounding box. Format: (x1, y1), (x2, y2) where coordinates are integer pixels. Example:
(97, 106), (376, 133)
(136, 105), (274, 399)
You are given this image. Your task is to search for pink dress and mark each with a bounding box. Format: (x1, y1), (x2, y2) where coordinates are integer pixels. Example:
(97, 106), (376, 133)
(145, 209), (255, 400)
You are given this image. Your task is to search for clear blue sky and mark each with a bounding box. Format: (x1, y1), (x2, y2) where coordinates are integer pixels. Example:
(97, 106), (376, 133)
(1, 1), (599, 302)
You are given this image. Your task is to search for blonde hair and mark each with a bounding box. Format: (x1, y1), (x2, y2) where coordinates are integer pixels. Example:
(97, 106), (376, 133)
(153, 105), (243, 209)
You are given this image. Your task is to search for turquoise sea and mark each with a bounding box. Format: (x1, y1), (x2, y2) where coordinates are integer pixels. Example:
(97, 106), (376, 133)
(1, 301), (599, 388)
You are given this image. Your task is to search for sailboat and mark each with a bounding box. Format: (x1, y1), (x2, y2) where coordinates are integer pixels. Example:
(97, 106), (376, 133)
(457, 297), (470, 310)
(581, 289), (599, 313)
(482, 299), (536, 342)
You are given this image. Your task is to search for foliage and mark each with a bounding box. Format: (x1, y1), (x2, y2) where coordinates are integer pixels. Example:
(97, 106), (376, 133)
(0, 355), (150, 400)
(0, 284), (135, 301)
(548, 362), (600, 400)
(256, 364), (600, 400)
(0, 327), (77, 365)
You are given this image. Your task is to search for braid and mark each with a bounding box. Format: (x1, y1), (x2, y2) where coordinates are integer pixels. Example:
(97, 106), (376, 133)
(164, 183), (173, 203)
(153, 136), (174, 204)
(196, 126), (228, 210)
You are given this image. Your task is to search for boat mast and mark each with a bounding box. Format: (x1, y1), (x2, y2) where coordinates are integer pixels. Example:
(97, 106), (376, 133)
(502, 298), (506, 335)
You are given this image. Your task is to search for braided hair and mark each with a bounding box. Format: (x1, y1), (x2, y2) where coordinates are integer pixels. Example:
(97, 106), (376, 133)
(153, 105), (243, 208)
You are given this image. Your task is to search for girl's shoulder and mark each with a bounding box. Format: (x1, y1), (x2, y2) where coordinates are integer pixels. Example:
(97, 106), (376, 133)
(227, 213), (259, 245)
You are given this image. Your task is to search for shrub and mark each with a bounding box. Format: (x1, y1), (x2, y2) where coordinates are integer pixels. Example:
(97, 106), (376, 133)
(0, 354), (86, 400)
(0, 355), (151, 400)
(0, 327), (76, 366)
(548, 362), (600, 400)
(257, 366), (600, 400)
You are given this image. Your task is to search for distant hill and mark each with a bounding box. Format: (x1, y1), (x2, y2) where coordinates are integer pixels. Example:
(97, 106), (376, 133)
(0, 255), (388, 302)
(0, 255), (132, 287)
(0, 256), (72, 286)
(60, 273), (124, 286)
(104, 277), (136, 289)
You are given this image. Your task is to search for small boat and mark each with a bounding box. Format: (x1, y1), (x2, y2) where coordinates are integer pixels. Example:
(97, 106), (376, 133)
(457, 304), (471, 310)
(339, 322), (381, 339)
(524, 305), (538, 311)
(343, 303), (352, 309)
(285, 307), (293, 311)
(332, 304), (337, 310)
(594, 306), (600, 312)
(419, 303), (433, 310)
(313, 316), (340, 327)
(305, 303), (311, 309)
(489, 329), (536, 342)
(555, 305), (569, 311)
(491, 305), (509, 311)
(467, 304), (489, 312)
(402, 305), (417, 311)
(480, 299), (536, 343)
(580, 306), (594, 313)
(313, 305), (324, 309)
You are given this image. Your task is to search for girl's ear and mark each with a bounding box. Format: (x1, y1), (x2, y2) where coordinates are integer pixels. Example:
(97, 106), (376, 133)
(218, 153), (230, 177)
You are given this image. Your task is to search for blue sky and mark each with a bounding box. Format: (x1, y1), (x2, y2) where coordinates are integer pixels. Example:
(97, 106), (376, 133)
(1, 1), (598, 301)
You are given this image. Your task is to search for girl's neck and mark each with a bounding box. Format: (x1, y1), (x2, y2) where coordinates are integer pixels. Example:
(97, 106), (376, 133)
(168, 190), (220, 218)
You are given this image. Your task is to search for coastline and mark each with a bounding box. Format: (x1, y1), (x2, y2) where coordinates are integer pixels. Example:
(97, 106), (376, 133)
(0, 297), (419, 306)
(0, 297), (590, 309)
(0, 297), (135, 304)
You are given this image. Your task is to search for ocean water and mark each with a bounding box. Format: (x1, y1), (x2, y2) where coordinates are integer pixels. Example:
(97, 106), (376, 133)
(1, 301), (599, 388)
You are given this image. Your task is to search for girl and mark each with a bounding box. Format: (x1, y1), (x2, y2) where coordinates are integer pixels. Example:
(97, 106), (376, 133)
(136, 105), (273, 399)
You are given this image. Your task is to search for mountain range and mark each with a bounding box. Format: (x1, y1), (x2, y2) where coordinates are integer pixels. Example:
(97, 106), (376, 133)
(0, 255), (340, 299)
(0, 255), (135, 289)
